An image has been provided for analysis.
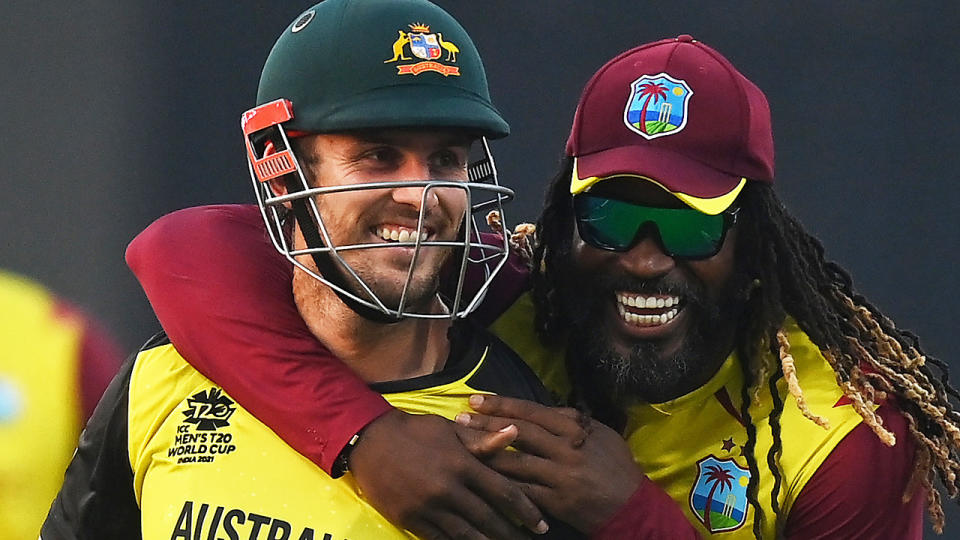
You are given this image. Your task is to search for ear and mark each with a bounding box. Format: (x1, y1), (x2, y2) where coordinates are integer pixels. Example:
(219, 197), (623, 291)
(261, 141), (291, 198)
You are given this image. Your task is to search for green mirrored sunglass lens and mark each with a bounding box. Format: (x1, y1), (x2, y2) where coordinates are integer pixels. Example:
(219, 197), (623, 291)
(576, 195), (726, 256)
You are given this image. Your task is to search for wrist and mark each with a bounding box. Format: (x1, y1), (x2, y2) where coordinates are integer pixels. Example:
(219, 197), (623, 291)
(330, 429), (363, 478)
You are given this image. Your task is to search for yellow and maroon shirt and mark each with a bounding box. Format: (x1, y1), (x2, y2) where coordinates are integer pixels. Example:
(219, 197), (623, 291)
(123, 204), (926, 538)
(491, 293), (922, 538)
(42, 323), (583, 539)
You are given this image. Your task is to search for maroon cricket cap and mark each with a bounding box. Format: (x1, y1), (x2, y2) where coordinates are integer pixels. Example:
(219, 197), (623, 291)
(567, 35), (774, 214)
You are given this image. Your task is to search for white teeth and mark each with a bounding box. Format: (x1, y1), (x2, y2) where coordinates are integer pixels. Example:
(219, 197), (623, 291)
(377, 226), (428, 243)
(616, 293), (681, 308)
(615, 302), (680, 327)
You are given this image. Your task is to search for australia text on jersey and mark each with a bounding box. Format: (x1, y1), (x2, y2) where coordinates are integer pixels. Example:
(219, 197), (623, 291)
(172, 500), (343, 540)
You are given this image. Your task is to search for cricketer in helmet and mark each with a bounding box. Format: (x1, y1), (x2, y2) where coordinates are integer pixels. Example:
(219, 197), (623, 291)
(241, 0), (513, 322)
(42, 1), (615, 538)
(124, 32), (955, 539)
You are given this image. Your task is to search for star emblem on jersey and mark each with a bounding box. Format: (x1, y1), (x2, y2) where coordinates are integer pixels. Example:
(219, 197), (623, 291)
(721, 437), (736, 452)
(624, 73), (692, 139)
(182, 388), (236, 431)
(689, 455), (751, 533)
(384, 23), (461, 77)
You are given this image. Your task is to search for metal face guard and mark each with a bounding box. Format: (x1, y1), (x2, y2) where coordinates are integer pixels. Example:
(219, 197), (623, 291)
(241, 101), (514, 320)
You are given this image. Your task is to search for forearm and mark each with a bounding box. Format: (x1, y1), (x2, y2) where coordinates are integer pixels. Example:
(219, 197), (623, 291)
(591, 477), (700, 539)
(126, 205), (392, 472)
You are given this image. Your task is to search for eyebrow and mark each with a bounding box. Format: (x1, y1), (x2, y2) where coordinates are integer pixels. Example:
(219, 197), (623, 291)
(353, 130), (474, 148)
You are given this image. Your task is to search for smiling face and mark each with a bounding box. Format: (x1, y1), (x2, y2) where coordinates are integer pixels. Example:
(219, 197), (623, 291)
(562, 178), (751, 404)
(275, 128), (472, 314)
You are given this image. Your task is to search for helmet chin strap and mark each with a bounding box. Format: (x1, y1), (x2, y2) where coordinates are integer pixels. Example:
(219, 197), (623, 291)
(283, 176), (402, 324)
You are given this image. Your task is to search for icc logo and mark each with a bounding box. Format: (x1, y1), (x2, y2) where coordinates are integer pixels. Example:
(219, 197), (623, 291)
(182, 388), (236, 431)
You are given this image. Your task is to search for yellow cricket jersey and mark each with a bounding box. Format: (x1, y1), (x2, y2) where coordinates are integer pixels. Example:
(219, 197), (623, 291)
(42, 324), (579, 540)
(490, 293), (866, 539)
(0, 271), (83, 539)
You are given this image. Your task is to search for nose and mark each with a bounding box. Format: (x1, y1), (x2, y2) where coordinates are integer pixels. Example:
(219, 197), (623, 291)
(617, 226), (675, 278)
(391, 156), (439, 211)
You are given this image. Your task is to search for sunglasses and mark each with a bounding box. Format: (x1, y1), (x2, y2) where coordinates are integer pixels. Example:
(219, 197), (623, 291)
(573, 194), (738, 259)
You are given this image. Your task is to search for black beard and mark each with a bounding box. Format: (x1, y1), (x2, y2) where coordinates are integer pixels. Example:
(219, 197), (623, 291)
(557, 260), (751, 417)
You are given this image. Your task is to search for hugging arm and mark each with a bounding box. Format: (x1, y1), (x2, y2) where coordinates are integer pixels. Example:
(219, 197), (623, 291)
(126, 204), (391, 472)
(461, 394), (700, 538)
(125, 204), (547, 538)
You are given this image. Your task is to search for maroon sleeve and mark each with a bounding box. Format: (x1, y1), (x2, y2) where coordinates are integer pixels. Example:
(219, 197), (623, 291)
(591, 476), (700, 539)
(462, 232), (532, 328)
(125, 204), (392, 473)
(783, 403), (924, 539)
(53, 302), (124, 421)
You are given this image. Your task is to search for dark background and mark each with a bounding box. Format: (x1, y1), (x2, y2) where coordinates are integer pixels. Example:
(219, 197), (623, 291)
(2, 1), (957, 533)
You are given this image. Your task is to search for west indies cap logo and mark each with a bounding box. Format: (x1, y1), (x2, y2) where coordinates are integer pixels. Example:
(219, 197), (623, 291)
(384, 23), (461, 77)
(624, 73), (693, 139)
(689, 455), (751, 533)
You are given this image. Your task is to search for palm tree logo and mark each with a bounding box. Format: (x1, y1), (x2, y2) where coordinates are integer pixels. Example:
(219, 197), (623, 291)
(635, 81), (668, 134)
(623, 73), (693, 140)
(701, 465), (735, 531)
(689, 455), (750, 533)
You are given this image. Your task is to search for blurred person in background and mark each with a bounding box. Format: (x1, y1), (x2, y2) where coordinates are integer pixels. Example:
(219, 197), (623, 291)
(0, 269), (122, 538)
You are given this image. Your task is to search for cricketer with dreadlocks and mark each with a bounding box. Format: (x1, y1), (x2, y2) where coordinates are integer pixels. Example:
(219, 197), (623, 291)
(128, 37), (958, 537)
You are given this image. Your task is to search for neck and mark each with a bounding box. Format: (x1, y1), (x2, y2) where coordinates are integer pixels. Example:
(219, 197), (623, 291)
(293, 269), (452, 383)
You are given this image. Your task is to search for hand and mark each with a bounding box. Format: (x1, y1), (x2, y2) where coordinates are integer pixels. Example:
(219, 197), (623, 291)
(349, 409), (550, 539)
(457, 395), (643, 534)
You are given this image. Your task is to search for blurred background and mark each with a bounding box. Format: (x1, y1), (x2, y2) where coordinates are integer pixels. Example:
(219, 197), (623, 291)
(1, 1), (957, 534)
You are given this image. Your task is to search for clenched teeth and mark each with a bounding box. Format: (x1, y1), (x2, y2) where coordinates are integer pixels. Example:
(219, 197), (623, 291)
(615, 292), (681, 327)
(616, 293), (679, 309)
(376, 226), (428, 243)
(617, 305), (680, 326)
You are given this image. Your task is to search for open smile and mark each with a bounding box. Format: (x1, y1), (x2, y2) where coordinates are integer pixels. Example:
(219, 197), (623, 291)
(615, 292), (684, 328)
(373, 224), (431, 244)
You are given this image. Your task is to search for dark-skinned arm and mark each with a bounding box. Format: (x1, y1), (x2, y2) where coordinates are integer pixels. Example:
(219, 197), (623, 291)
(459, 394), (700, 539)
(125, 204), (548, 539)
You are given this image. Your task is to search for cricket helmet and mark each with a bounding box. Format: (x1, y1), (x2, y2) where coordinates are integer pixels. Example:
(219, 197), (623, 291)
(241, 0), (513, 321)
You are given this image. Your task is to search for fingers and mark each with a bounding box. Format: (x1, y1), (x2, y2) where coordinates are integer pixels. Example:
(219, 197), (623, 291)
(458, 423), (517, 456)
(442, 486), (533, 540)
(455, 411), (516, 433)
(468, 394), (586, 440)
(483, 447), (553, 484)
(352, 411), (547, 538)
(451, 424), (549, 535)
(405, 519), (451, 540)
(464, 466), (550, 536)
(458, 412), (573, 459)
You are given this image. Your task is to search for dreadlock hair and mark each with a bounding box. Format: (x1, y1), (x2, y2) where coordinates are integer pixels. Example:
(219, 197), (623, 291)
(528, 156), (960, 535)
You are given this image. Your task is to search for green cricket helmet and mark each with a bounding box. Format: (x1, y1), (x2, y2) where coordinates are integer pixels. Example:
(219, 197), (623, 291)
(241, 0), (514, 322)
